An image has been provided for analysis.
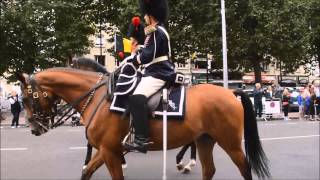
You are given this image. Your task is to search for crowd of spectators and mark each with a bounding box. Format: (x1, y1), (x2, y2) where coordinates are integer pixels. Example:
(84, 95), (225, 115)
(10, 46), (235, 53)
(298, 83), (320, 120)
(252, 81), (320, 121)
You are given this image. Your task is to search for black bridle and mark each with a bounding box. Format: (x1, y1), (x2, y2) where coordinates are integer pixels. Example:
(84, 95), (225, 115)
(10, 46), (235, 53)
(24, 73), (108, 131)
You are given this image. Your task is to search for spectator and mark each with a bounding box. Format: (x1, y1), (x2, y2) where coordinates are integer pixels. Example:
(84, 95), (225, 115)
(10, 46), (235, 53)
(314, 81), (320, 116)
(9, 91), (21, 128)
(297, 88), (305, 120)
(253, 83), (264, 119)
(302, 85), (311, 117)
(309, 87), (317, 121)
(282, 88), (291, 121)
(271, 81), (280, 93)
(265, 86), (273, 100)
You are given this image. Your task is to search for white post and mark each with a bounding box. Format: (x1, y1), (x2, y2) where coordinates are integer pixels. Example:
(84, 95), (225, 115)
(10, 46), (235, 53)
(162, 88), (168, 180)
(221, 0), (228, 88)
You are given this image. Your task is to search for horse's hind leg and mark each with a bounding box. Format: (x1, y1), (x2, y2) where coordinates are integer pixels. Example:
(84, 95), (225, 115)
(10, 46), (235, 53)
(83, 143), (93, 169)
(196, 134), (216, 180)
(218, 136), (252, 180)
(81, 151), (104, 180)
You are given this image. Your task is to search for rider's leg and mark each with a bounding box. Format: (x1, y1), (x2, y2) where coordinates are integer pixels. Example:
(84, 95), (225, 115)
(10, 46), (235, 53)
(125, 76), (165, 153)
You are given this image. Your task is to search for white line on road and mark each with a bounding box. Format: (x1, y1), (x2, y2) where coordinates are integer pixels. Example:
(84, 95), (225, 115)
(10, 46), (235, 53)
(308, 121), (320, 124)
(69, 147), (87, 150)
(261, 135), (320, 141)
(67, 129), (82, 132)
(0, 148), (28, 151)
(286, 123), (297, 125)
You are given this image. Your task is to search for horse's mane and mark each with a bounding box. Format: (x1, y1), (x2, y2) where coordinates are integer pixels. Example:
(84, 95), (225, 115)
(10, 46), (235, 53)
(72, 57), (109, 74)
(40, 67), (99, 77)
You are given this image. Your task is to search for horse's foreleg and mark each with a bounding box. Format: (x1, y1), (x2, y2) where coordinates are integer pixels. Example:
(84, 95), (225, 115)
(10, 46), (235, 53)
(101, 148), (124, 180)
(81, 151), (104, 180)
(196, 134), (216, 180)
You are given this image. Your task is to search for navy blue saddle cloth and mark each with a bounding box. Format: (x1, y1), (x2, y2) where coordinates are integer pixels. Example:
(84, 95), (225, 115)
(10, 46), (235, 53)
(110, 63), (186, 119)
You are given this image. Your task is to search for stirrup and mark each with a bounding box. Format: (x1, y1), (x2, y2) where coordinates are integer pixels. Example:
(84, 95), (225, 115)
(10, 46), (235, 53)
(124, 140), (152, 154)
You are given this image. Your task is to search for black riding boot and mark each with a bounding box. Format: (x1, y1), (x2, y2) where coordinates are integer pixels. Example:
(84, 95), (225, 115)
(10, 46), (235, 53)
(125, 95), (151, 153)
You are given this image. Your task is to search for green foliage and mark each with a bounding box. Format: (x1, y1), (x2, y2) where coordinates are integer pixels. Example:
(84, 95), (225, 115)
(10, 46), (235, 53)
(100, 0), (312, 82)
(0, 0), (316, 82)
(0, 0), (95, 81)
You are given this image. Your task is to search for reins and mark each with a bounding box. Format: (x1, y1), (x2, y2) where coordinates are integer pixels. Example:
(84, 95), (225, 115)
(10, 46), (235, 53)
(26, 72), (108, 129)
(51, 73), (107, 128)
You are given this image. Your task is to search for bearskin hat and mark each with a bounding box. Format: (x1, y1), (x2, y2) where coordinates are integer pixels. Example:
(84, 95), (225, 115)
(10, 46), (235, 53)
(127, 16), (145, 45)
(139, 0), (169, 23)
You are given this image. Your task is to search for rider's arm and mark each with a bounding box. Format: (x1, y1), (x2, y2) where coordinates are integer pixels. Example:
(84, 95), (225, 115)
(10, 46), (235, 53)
(131, 33), (156, 65)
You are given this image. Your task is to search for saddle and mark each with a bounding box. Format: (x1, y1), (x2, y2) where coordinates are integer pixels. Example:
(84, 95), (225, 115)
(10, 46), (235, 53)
(109, 63), (186, 119)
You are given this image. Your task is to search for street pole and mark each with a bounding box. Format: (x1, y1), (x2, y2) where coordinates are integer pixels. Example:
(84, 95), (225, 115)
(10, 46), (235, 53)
(162, 89), (168, 180)
(207, 56), (209, 83)
(221, 0), (228, 88)
(99, 0), (102, 58)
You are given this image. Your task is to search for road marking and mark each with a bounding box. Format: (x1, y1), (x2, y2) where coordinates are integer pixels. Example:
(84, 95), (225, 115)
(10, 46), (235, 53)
(261, 135), (320, 141)
(308, 121), (320, 124)
(69, 147), (87, 150)
(286, 123), (297, 125)
(67, 129), (82, 132)
(263, 123), (277, 126)
(0, 148), (28, 151)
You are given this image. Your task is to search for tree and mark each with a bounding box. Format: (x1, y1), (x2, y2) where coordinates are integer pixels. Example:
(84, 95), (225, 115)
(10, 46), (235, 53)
(308, 0), (320, 74)
(222, 0), (310, 82)
(0, 0), (95, 81)
(100, 0), (311, 82)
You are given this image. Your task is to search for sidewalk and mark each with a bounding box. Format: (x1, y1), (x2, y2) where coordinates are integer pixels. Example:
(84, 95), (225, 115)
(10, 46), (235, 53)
(1, 110), (303, 127)
(0, 111), (73, 127)
(0, 111), (28, 127)
(257, 112), (300, 121)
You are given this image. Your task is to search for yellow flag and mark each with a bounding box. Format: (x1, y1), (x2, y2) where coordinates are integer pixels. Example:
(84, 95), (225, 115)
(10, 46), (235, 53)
(191, 52), (197, 61)
(123, 38), (132, 53)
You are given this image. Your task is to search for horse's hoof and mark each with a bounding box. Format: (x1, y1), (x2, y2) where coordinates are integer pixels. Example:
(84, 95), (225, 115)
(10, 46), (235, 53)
(189, 159), (196, 167)
(182, 165), (191, 174)
(176, 162), (184, 171)
(122, 163), (128, 169)
(81, 168), (88, 180)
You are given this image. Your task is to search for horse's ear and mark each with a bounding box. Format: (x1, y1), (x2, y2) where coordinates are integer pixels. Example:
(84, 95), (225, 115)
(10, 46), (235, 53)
(15, 73), (28, 85)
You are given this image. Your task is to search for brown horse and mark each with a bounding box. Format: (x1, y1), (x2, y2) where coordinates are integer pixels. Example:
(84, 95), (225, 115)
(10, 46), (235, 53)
(17, 68), (270, 180)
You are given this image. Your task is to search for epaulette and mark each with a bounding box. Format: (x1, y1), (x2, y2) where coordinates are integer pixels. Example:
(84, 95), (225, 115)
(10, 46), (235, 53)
(144, 25), (156, 35)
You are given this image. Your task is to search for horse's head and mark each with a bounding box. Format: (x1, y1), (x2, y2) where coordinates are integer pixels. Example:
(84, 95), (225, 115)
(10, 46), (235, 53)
(16, 73), (58, 136)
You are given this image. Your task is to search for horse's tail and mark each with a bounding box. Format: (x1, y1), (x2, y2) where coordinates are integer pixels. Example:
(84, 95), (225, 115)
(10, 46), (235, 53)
(233, 89), (271, 179)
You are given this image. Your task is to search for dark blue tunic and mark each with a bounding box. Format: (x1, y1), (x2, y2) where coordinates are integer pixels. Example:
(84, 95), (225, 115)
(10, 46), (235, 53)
(132, 25), (175, 82)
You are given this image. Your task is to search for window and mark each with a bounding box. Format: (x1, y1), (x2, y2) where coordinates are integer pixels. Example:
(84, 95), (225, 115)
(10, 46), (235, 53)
(94, 55), (105, 66)
(262, 62), (269, 71)
(95, 34), (105, 47)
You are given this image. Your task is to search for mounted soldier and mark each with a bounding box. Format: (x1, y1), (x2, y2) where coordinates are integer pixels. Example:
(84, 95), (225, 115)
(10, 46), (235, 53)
(125, 0), (175, 153)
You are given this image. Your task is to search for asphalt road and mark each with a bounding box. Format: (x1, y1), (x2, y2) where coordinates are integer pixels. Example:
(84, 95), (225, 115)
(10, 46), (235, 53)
(1, 120), (319, 180)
